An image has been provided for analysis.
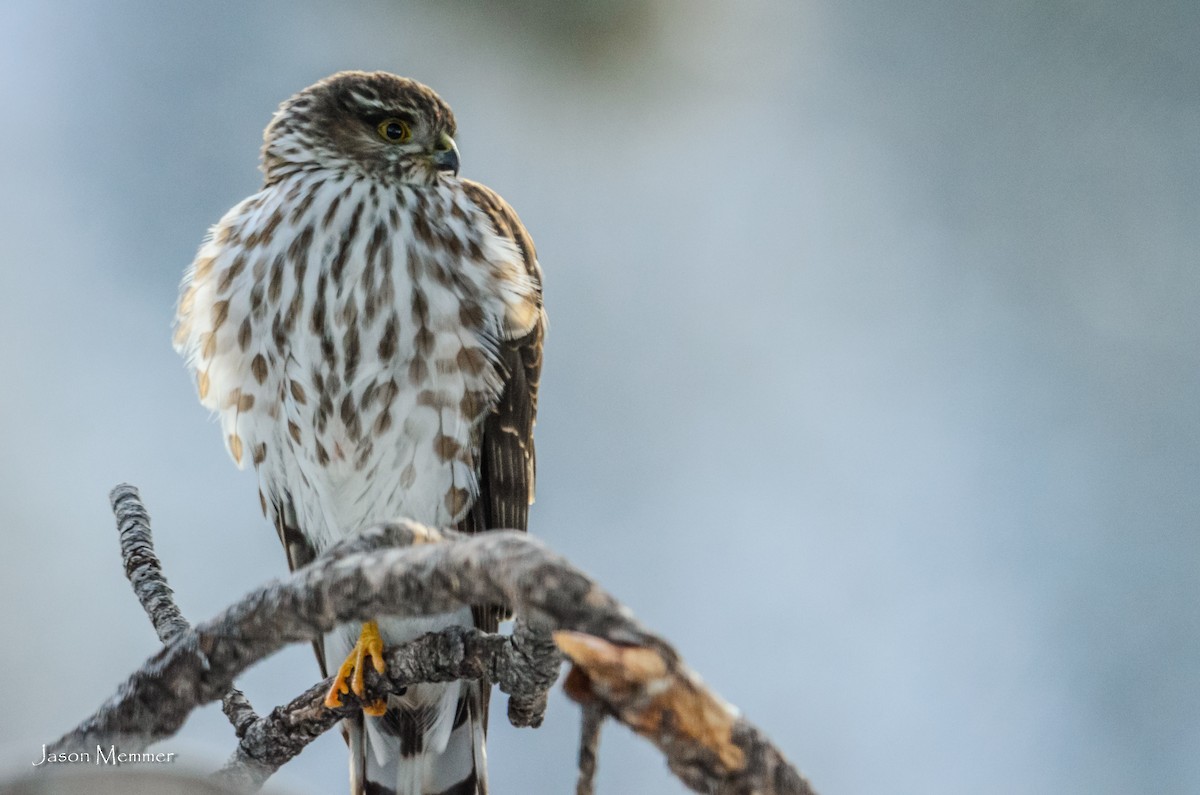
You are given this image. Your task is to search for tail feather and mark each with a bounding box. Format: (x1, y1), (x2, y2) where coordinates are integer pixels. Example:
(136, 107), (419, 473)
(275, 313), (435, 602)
(348, 680), (487, 795)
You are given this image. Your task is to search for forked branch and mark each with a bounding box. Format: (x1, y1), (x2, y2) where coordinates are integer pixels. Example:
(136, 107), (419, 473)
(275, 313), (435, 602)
(44, 485), (815, 795)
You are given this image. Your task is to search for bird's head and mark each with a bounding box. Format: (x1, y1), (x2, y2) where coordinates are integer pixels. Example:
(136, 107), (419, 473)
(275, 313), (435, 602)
(262, 71), (459, 186)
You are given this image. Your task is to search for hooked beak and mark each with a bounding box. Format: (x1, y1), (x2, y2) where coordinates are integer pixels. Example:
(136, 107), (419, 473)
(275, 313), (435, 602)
(432, 133), (459, 176)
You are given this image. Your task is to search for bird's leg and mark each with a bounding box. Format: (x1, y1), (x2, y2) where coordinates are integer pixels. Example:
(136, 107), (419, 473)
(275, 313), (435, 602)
(324, 620), (389, 716)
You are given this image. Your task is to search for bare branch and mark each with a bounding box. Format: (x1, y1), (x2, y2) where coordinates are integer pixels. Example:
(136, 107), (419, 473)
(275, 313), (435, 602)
(212, 678), (331, 792)
(214, 624), (555, 791)
(108, 489), (560, 791)
(500, 618), (561, 727)
(575, 701), (604, 795)
(112, 483), (191, 645)
(221, 689), (260, 739)
(110, 484), (261, 739)
(557, 632), (815, 795)
(59, 493), (815, 795)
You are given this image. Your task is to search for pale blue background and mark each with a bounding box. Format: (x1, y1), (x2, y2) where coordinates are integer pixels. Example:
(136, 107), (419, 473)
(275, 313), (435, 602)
(1, 1), (1197, 793)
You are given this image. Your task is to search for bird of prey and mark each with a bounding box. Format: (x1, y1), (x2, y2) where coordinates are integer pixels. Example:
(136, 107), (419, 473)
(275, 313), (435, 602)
(173, 71), (545, 795)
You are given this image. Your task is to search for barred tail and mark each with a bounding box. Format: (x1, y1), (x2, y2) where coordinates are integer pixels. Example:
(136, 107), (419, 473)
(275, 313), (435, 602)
(348, 681), (487, 795)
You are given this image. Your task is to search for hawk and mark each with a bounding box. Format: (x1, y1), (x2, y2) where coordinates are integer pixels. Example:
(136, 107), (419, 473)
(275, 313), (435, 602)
(173, 71), (545, 795)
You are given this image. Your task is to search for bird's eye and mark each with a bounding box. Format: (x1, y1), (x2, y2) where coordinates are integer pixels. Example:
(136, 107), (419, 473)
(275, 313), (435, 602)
(376, 118), (412, 143)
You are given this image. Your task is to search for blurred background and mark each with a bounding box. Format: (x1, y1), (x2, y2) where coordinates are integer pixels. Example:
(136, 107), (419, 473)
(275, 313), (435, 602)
(1, 1), (1197, 793)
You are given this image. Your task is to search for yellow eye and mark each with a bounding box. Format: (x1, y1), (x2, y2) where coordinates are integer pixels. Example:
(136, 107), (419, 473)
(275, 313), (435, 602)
(377, 118), (412, 143)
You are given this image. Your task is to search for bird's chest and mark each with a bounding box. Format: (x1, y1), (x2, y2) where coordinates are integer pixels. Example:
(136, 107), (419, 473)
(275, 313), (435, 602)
(256, 182), (509, 539)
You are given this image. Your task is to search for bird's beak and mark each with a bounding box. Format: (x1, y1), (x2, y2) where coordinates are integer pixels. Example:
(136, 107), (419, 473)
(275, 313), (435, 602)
(432, 134), (460, 176)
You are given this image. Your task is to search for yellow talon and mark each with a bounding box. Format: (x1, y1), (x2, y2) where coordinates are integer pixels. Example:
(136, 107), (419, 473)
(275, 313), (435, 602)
(324, 620), (389, 716)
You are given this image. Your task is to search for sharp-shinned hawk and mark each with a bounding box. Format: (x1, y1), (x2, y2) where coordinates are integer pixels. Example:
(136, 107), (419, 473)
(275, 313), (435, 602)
(174, 71), (545, 795)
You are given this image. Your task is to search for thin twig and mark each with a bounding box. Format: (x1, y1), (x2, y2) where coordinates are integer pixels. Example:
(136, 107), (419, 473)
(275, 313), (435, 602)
(576, 701), (604, 795)
(112, 484), (190, 644)
(502, 618), (561, 728)
(221, 690), (260, 739)
(110, 484), (260, 733)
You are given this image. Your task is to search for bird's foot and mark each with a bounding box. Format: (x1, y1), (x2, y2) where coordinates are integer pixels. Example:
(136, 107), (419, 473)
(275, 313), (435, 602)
(324, 620), (389, 716)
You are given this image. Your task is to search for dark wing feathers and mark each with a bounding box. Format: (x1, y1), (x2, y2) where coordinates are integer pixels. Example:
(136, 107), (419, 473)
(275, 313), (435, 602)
(458, 180), (544, 636)
(479, 325), (540, 534)
(271, 492), (329, 677)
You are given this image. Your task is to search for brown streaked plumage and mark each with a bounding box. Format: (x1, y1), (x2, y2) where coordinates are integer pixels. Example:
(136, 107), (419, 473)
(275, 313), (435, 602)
(174, 71), (544, 795)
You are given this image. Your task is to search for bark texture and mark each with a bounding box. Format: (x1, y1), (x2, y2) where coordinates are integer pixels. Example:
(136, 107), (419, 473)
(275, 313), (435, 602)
(43, 484), (817, 795)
